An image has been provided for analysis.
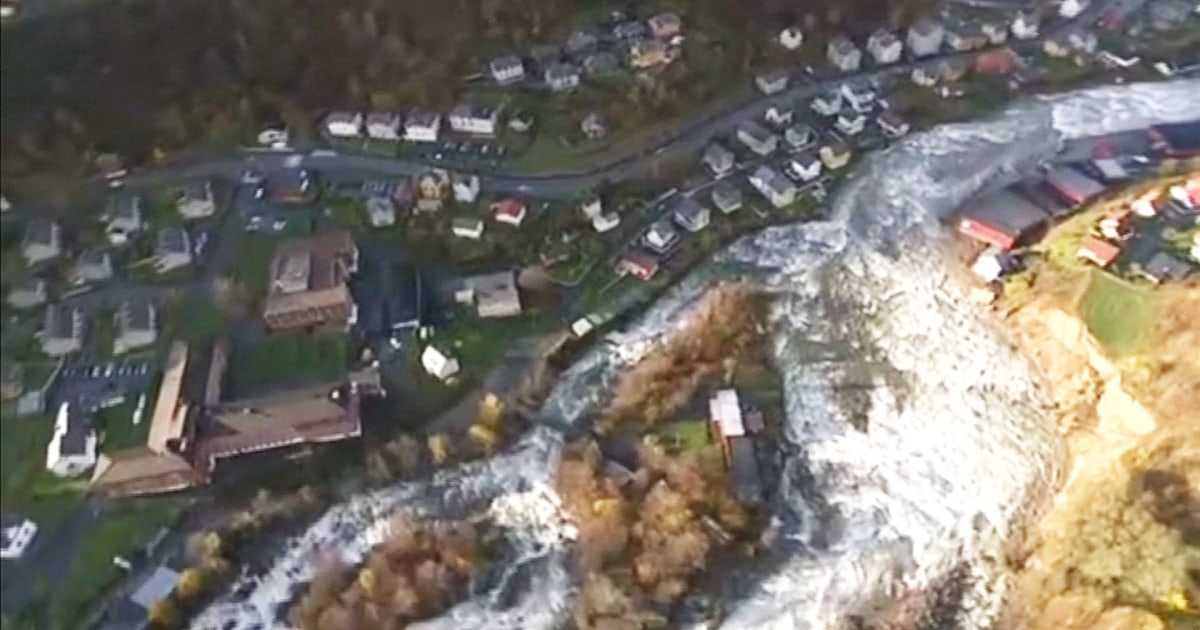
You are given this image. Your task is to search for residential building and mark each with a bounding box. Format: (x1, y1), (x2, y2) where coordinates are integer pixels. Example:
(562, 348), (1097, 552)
(460, 271), (522, 318)
(613, 20), (648, 40)
(7, 277), (47, 309)
(580, 196), (603, 219)
(827, 36), (862, 71)
(975, 50), (1016, 75)
(365, 112), (402, 140)
(748, 165), (797, 208)
(581, 112), (608, 140)
(404, 111), (442, 143)
(840, 82), (877, 112)
(648, 13), (682, 40)
(262, 231), (358, 331)
(708, 388), (747, 456)
(911, 66), (937, 86)
(1149, 121), (1200, 157)
(1060, 0), (1088, 18)
(836, 111), (867, 136)
(1131, 191), (1162, 217)
(564, 29), (599, 57)
(366, 197), (396, 227)
(1045, 166), (1105, 206)
(867, 29), (903, 64)
(971, 248), (1017, 281)
(956, 190), (1050, 250)
(617, 250), (659, 281)
(324, 111), (363, 137)
(1067, 30), (1099, 54)
(779, 27), (804, 50)
(106, 195), (144, 244)
(73, 248), (114, 284)
(982, 22), (1008, 44)
(728, 436), (763, 505)
(262, 167), (315, 204)
(592, 212), (621, 233)
(629, 38), (671, 68)
(712, 182), (743, 214)
(764, 106), (793, 127)
(1043, 35), (1071, 57)
(451, 217), (485, 240)
(736, 120), (778, 156)
(1133, 252), (1192, 284)
(416, 169), (450, 212)
(176, 181), (216, 219)
(492, 199), (528, 226)
(40, 304), (84, 356)
(787, 150), (822, 182)
(582, 51), (619, 76)
(1012, 12), (1040, 39)
(114, 299), (157, 354)
(421, 346), (460, 381)
(645, 219), (680, 253)
(489, 54), (526, 85)
(703, 143), (735, 175)
(0, 515), (38, 559)
(672, 197), (711, 233)
(811, 90), (842, 116)
(448, 105), (499, 136)
(938, 58), (971, 82)
(784, 123), (816, 149)
(819, 141), (853, 170)
(1100, 209), (1135, 241)
(22, 219), (62, 265)
(946, 23), (988, 51)
(878, 111), (910, 138)
(46, 401), (97, 477)
(153, 227), (192, 273)
(907, 18), (945, 57)
(756, 69), (790, 95)
(453, 174), (481, 203)
(545, 62), (581, 92)
(1077, 237), (1122, 267)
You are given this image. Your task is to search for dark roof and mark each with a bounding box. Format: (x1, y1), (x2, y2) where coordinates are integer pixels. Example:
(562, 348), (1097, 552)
(60, 407), (92, 455)
(121, 300), (155, 332)
(728, 436), (762, 505)
(44, 305), (80, 339)
(1150, 120), (1200, 155)
(962, 190), (1050, 240)
(1044, 166), (1106, 205)
(793, 149), (820, 167)
(157, 227), (189, 253)
(178, 181), (212, 202)
(1140, 252), (1193, 281)
(23, 219), (58, 246)
(77, 248), (110, 268)
(1013, 181), (1071, 218)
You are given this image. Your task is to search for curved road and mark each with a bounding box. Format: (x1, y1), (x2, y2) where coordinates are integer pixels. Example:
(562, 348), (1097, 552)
(111, 4), (1118, 199)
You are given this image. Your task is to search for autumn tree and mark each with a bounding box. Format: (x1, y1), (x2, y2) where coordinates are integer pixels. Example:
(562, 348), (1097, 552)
(148, 598), (181, 628)
(174, 567), (211, 601)
(428, 433), (452, 466)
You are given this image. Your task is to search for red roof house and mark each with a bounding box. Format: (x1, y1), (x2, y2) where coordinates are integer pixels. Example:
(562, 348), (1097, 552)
(616, 251), (659, 281)
(957, 190), (1050, 251)
(1099, 208), (1135, 241)
(491, 199), (528, 226)
(975, 50), (1015, 74)
(1077, 237), (1121, 267)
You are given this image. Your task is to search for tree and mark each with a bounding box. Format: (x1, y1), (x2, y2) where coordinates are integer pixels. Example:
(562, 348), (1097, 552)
(428, 433), (451, 466)
(174, 567), (210, 601)
(477, 393), (504, 429)
(467, 423), (498, 453)
(148, 598), (181, 628)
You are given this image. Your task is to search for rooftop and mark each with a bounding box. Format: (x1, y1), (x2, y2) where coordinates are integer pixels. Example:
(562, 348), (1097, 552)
(157, 227), (190, 254)
(963, 189), (1050, 239)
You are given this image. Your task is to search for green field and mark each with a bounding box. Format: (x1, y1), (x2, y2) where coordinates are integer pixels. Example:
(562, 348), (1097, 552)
(1078, 271), (1159, 356)
(226, 331), (351, 396)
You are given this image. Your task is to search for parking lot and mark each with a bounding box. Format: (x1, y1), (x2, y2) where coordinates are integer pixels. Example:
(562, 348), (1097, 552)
(53, 358), (158, 414)
(410, 138), (513, 165)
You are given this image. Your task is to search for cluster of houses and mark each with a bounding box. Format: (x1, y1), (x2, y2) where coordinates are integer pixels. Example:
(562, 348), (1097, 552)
(29, 299), (160, 358)
(1073, 178), (1199, 283)
(324, 106), (505, 145)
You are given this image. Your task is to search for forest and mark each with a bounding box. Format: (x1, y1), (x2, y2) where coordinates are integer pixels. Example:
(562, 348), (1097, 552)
(0, 0), (933, 189)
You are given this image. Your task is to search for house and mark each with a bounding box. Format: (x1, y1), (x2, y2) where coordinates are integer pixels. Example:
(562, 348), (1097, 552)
(629, 38), (671, 68)
(73, 249), (114, 285)
(366, 197), (396, 227)
(404, 111), (441, 143)
(581, 112), (608, 140)
(106, 195), (143, 244)
(878, 111), (910, 138)
(645, 219), (679, 253)
(827, 36), (862, 71)
(489, 55), (526, 85)
(728, 436), (763, 505)
(451, 217), (485, 240)
(564, 29), (600, 57)
(262, 167), (315, 204)
(7, 277), (47, 309)
(779, 27), (804, 50)
(811, 90), (843, 116)
(910, 66), (937, 86)
(946, 23), (988, 51)
(756, 69), (790, 95)
(592, 211), (621, 233)
(1067, 30), (1099, 54)
(975, 50), (1016, 75)
(1077, 237), (1122, 267)
(840, 82), (877, 113)
(453, 174), (481, 203)
(545, 63), (581, 92)
(582, 51), (620, 76)
(1099, 209), (1135, 241)
(421, 346), (460, 381)
(22, 219), (62, 265)
(460, 271), (522, 318)
(416, 169), (450, 212)
(711, 182), (743, 214)
(365, 112), (402, 140)
(1045, 166), (1105, 206)
(784, 123), (816, 149)
(529, 44), (561, 71)
(836, 111), (867, 136)
(1012, 12), (1040, 39)
(617, 250), (660, 281)
(1134, 252), (1192, 284)
(648, 13), (682, 39)
(819, 141), (853, 170)
(736, 120), (777, 156)
(672, 197), (711, 233)
(787, 150), (822, 182)
(1149, 121), (1200, 157)
(867, 29), (903, 64)
(748, 165), (797, 208)
(262, 231), (358, 331)
(971, 248), (1017, 281)
(155, 227), (193, 273)
(40, 304), (84, 356)
(46, 401), (97, 477)
(491, 199), (528, 226)
(613, 20), (648, 40)
(937, 58), (971, 82)
(580, 196), (603, 219)
(956, 190), (1050, 251)
(907, 18), (945, 57)
(324, 111), (362, 138)
(703, 143), (735, 175)
(1060, 0), (1088, 19)
(114, 299), (157, 354)
(764, 106), (793, 127)
(1, 515), (38, 559)
(448, 105), (500, 136)
(176, 181), (216, 219)
(982, 21), (1008, 44)
(1131, 192), (1162, 217)
(708, 388), (747, 451)
(1044, 36), (1072, 58)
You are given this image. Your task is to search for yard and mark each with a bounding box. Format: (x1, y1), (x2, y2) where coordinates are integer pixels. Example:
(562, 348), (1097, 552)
(1078, 271), (1159, 356)
(225, 331), (351, 397)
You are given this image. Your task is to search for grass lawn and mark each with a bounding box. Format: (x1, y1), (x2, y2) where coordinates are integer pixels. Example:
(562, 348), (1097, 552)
(0, 414), (84, 520)
(1078, 271), (1159, 356)
(654, 419), (715, 455)
(228, 232), (280, 299)
(95, 398), (149, 451)
(227, 331), (351, 396)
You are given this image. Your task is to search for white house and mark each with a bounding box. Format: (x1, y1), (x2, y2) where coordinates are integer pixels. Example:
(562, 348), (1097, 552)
(672, 197), (711, 233)
(787, 150), (822, 182)
(840, 82), (877, 113)
(867, 29), (903, 64)
(451, 217), (485, 240)
(176, 181), (215, 219)
(1059, 0), (1088, 18)
(878, 111), (910, 138)
(453, 174), (481, 203)
(113, 299), (158, 354)
(448, 105), (499, 136)
(779, 27), (804, 50)
(784, 123), (816, 149)
(0, 516), (38, 559)
(22, 219), (62, 265)
(827, 36), (862, 71)
(155, 227), (192, 273)
(421, 346), (461, 381)
(489, 55), (526, 85)
(325, 111), (363, 138)
(106, 195), (143, 245)
(404, 111), (442, 143)
(365, 112), (402, 140)
(982, 22), (1008, 44)
(907, 18), (945, 57)
(711, 182), (743, 214)
(73, 249), (114, 285)
(764, 106), (793, 127)
(836, 111), (867, 135)
(545, 63), (582, 92)
(580, 196), (603, 219)
(756, 69), (790, 95)
(7, 278), (47, 310)
(703, 143), (736, 175)
(811, 90), (842, 116)
(736, 120), (778, 156)
(748, 165), (797, 208)
(592, 211), (621, 233)
(1067, 30), (1099, 54)
(46, 402), (97, 478)
(40, 305), (84, 357)
(366, 197), (396, 227)
(1012, 12), (1040, 39)
(971, 248), (1016, 281)
(645, 219), (679, 253)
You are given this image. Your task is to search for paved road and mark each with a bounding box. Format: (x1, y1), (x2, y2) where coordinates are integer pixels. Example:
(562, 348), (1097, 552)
(99, 2), (1120, 200)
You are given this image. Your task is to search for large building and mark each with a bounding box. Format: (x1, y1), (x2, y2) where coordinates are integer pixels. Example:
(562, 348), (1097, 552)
(46, 401), (97, 477)
(262, 231), (359, 331)
(956, 189), (1051, 251)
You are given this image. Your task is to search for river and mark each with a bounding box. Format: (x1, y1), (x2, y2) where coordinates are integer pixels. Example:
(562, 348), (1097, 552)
(191, 79), (1200, 630)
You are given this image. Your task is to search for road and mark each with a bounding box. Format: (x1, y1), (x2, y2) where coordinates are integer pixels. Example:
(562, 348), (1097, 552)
(99, 1), (1120, 201)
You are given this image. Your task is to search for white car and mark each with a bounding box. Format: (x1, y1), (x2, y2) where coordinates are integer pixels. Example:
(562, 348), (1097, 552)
(272, 219), (288, 232)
